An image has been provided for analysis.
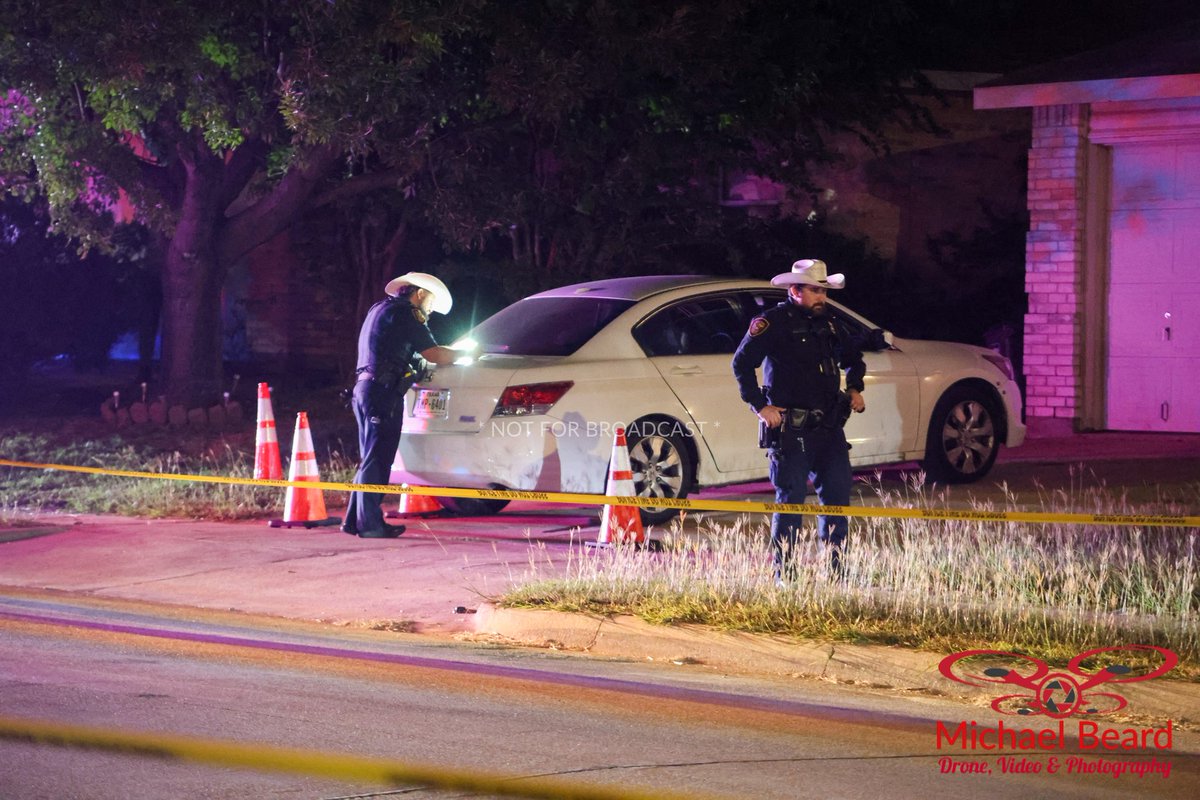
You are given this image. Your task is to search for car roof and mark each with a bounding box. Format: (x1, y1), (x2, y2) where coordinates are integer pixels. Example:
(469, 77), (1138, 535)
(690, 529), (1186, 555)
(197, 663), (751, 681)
(528, 275), (764, 302)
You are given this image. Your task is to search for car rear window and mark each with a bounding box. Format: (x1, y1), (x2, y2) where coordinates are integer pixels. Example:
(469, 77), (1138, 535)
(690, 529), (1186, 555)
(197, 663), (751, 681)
(469, 297), (636, 356)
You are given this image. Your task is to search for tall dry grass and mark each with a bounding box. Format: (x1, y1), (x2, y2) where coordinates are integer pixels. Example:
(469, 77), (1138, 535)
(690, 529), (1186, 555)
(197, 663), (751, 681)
(0, 431), (356, 520)
(505, 473), (1200, 671)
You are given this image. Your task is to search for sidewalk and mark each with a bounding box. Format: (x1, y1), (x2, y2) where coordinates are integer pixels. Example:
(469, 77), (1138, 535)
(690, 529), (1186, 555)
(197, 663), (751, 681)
(0, 513), (546, 634)
(2, 429), (1199, 726)
(998, 428), (1200, 464)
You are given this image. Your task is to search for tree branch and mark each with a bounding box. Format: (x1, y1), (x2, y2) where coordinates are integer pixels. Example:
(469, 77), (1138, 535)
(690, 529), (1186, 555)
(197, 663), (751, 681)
(217, 141), (269, 212)
(380, 219), (408, 275)
(309, 167), (408, 209)
(216, 143), (340, 265)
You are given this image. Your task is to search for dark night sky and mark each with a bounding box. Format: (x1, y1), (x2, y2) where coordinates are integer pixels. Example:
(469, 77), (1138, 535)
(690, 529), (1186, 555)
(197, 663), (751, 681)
(914, 0), (1200, 74)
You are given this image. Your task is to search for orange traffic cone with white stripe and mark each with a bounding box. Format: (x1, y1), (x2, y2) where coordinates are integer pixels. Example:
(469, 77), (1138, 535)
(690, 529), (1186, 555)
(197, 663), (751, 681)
(594, 426), (646, 547)
(253, 383), (283, 480)
(392, 485), (444, 517)
(269, 412), (341, 529)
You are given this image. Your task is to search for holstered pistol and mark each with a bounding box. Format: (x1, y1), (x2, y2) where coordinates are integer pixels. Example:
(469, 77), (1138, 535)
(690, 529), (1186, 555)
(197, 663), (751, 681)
(758, 418), (782, 449)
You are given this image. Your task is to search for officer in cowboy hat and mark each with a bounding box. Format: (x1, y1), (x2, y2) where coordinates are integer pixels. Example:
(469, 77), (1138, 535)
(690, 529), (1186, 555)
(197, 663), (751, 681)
(343, 272), (456, 538)
(731, 259), (866, 580)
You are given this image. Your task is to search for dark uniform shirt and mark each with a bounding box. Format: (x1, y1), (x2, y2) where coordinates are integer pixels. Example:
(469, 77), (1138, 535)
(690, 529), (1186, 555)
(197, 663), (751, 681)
(355, 297), (438, 392)
(731, 300), (866, 412)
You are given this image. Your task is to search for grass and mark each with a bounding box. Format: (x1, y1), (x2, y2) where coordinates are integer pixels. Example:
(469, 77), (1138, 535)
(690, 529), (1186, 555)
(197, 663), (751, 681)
(0, 426), (357, 521)
(503, 473), (1200, 675)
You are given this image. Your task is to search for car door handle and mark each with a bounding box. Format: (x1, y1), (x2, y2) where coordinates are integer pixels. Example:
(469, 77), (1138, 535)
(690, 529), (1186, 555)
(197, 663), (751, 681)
(669, 365), (703, 375)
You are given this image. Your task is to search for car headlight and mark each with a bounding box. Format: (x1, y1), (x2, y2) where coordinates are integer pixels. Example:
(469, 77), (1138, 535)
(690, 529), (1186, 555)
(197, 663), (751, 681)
(981, 351), (1014, 381)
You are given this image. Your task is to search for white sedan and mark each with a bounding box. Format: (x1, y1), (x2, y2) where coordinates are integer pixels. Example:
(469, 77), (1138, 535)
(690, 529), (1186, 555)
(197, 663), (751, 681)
(394, 276), (1026, 522)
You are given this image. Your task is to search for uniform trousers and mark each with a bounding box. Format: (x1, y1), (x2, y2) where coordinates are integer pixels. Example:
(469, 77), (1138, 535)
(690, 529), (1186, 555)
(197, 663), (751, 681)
(767, 425), (853, 579)
(344, 378), (404, 535)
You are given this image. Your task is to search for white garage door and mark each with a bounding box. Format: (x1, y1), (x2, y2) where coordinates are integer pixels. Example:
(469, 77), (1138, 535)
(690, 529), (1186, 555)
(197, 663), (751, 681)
(1107, 142), (1200, 432)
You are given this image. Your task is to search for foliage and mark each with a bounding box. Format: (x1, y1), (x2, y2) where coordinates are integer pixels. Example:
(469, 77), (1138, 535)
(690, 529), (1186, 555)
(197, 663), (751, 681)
(697, 206), (1028, 347)
(0, 0), (484, 403)
(417, 0), (938, 290)
(1, 0), (944, 401)
(919, 206), (1029, 344)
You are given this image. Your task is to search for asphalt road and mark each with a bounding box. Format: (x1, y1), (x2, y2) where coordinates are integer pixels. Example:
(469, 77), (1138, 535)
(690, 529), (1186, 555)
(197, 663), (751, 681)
(3, 595), (1197, 800)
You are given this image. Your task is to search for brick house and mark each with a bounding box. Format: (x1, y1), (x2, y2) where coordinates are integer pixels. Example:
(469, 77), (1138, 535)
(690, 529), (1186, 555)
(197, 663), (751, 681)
(976, 22), (1200, 434)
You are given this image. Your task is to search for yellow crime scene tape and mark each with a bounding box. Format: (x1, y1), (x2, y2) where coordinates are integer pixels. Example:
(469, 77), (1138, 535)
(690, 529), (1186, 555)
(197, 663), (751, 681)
(2, 457), (1198, 528)
(0, 715), (709, 800)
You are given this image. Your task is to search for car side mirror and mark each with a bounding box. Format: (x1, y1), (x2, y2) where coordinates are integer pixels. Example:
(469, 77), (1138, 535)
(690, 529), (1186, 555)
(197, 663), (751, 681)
(866, 328), (889, 351)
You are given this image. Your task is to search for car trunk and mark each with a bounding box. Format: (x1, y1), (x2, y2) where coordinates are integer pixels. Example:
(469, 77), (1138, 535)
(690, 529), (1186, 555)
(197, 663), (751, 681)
(401, 354), (559, 434)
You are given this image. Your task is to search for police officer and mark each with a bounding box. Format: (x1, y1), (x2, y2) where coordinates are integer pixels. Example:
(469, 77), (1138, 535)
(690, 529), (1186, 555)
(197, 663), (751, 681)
(342, 272), (457, 538)
(731, 259), (866, 580)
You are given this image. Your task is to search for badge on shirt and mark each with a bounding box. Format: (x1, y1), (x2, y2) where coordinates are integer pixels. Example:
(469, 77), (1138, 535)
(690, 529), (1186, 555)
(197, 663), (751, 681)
(748, 316), (769, 337)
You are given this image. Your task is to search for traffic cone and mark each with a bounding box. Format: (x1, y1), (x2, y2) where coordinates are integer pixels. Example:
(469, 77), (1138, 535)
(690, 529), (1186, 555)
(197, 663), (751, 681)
(392, 485), (443, 517)
(253, 383), (283, 480)
(594, 426), (646, 547)
(269, 412), (341, 529)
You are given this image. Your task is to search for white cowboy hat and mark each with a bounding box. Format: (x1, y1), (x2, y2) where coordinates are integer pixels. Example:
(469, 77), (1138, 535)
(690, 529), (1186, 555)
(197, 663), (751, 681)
(384, 272), (453, 314)
(770, 259), (845, 289)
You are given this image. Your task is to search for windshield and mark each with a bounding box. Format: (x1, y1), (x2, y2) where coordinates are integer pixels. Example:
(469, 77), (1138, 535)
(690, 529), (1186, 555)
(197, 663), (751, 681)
(466, 296), (636, 356)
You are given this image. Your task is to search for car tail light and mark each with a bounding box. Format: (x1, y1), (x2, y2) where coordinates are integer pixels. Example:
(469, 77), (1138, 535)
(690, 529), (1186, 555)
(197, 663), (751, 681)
(492, 381), (574, 416)
(981, 352), (1014, 381)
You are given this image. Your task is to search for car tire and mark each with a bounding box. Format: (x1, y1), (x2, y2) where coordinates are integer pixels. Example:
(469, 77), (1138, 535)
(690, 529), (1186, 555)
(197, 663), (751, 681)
(921, 385), (1001, 483)
(438, 496), (511, 516)
(625, 422), (695, 525)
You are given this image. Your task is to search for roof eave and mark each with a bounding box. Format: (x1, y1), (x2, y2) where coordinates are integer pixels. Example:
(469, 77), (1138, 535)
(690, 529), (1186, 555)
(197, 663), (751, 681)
(975, 73), (1200, 109)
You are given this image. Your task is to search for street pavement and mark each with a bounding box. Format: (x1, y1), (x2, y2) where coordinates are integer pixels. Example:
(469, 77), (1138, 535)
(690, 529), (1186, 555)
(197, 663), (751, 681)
(2, 429), (1198, 723)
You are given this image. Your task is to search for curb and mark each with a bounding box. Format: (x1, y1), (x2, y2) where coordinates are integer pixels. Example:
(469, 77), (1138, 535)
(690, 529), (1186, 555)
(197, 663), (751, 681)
(474, 605), (1200, 728)
(476, 604), (953, 688)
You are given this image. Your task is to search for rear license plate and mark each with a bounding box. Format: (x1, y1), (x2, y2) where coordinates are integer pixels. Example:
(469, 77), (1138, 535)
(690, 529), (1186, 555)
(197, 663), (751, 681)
(412, 389), (449, 419)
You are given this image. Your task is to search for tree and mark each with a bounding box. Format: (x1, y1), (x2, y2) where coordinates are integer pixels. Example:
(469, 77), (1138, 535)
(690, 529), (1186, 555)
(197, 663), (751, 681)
(1, 0), (480, 404)
(417, 0), (937, 292)
(2, 0), (938, 404)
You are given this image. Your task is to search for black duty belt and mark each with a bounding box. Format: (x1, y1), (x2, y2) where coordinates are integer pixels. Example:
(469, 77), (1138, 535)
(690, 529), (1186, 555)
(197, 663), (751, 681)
(356, 367), (411, 389)
(786, 407), (826, 429)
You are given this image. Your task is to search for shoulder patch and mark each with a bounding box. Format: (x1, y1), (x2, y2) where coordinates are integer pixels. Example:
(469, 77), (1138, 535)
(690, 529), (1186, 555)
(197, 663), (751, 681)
(748, 317), (770, 337)
(411, 306), (428, 324)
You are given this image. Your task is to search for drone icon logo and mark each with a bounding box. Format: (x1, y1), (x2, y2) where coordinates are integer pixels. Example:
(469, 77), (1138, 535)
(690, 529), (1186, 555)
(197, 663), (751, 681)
(939, 645), (1178, 719)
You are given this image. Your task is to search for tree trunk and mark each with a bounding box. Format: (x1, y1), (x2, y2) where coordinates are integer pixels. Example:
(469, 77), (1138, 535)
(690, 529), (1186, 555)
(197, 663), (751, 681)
(156, 143), (340, 405)
(160, 146), (226, 406)
(349, 210), (407, 323)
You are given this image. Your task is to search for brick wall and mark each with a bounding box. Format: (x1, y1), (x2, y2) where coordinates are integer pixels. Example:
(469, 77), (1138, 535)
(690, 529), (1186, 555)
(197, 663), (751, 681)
(240, 230), (357, 376)
(1023, 104), (1088, 424)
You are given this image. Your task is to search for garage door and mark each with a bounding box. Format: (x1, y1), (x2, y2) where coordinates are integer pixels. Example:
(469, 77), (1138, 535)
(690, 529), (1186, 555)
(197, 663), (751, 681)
(1107, 142), (1200, 432)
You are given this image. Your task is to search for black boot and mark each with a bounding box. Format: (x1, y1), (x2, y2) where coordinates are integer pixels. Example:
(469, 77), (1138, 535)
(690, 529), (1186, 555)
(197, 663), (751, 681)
(357, 523), (405, 539)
